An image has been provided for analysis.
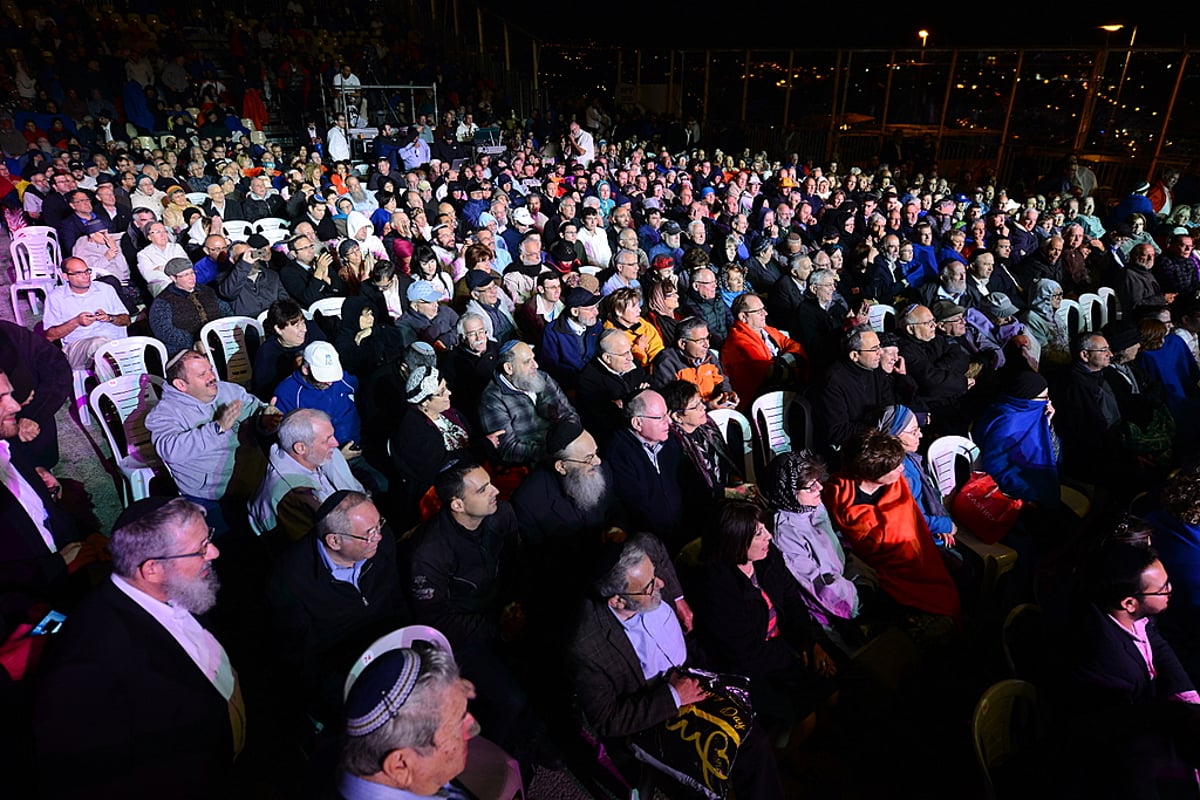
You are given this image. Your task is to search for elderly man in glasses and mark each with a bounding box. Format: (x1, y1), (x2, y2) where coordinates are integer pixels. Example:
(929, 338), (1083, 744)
(264, 490), (406, 728)
(33, 497), (244, 799)
(568, 533), (785, 800)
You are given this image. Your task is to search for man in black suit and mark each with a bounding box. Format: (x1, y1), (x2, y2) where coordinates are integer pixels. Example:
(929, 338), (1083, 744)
(765, 252), (812, 330)
(0, 368), (100, 660)
(567, 534), (784, 800)
(604, 389), (702, 552)
(575, 329), (650, 445)
(32, 497), (243, 799)
(1055, 544), (1200, 798)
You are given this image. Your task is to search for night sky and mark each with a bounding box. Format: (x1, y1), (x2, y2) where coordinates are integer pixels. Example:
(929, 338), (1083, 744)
(482, 8), (1182, 50)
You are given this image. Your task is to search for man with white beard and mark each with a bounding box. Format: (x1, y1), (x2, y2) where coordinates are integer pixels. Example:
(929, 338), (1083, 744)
(33, 497), (244, 797)
(479, 340), (580, 467)
(512, 421), (622, 544)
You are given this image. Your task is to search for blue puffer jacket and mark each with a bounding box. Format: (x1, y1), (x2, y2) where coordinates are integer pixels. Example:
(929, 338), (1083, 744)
(272, 370), (361, 446)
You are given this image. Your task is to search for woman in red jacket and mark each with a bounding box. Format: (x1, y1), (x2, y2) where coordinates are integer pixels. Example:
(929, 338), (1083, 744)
(823, 429), (960, 640)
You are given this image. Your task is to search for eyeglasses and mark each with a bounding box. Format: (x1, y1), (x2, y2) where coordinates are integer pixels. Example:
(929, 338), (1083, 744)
(1085, 347), (1112, 353)
(743, 307), (767, 315)
(65, 268), (93, 276)
(561, 451), (600, 466)
(622, 573), (659, 597)
(911, 319), (937, 327)
(940, 316), (965, 324)
(140, 528), (215, 566)
(1137, 580), (1172, 597)
(800, 480), (822, 492)
(857, 345), (882, 353)
(340, 517), (387, 543)
(683, 335), (710, 344)
(637, 412), (669, 421)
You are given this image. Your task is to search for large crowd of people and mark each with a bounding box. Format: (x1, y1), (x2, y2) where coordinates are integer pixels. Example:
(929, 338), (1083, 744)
(1, 5), (1200, 799)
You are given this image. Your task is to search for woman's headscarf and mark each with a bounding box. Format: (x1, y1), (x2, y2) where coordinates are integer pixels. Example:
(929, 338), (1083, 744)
(390, 238), (414, 273)
(763, 451), (825, 513)
(340, 295), (374, 330)
(876, 404), (916, 438)
(1008, 371), (1048, 400)
(405, 364), (442, 405)
(346, 210), (372, 241)
(646, 278), (677, 319)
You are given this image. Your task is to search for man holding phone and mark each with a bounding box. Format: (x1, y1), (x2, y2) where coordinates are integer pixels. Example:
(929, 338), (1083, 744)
(42, 256), (130, 370)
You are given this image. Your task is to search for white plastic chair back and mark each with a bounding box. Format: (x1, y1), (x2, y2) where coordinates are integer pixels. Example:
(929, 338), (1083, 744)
(869, 303), (896, 333)
(925, 435), (980, 499)
(750, 390), (796, 463)
(9, 235), (61, 325)
(186, 192), (209, 206)
(578, 266), (601, 276)
(11, 231), (61, 280)
(1076, 293), (1104, 331)
(309, 297), (346, 319)
(1054, 299), (1084, 339)
(708, 408), (755, 484)
(222, 220), (255, 242)
(88, 374), (165, 504)
(1097, 286), (1119, 321)
(93, 336), (169, 383)
(344, 625), (454, 698)
(199, 316), (264, 386)
(260, 228), (290, 245)
(255, 217), (290, 232)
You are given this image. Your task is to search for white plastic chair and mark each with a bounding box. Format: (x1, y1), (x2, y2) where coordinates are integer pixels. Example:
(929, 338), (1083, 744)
(222, 220), (255, 242)
(925, 434), (980, 498)
(255, 217), (290, 232)
(578, 266), (601, 276)
(750, 390), (796, 465)
(308, 297), (346, 320)
(925, 434), (1019, 596)
(71, 368), (93, 426)
(186, 191), (209, 206)
(259, 227), (290, 245)
(257, 307), (312, 327)
(708, 408), (755, 484)
(88, 374), (166, 505)
(1076, 292), (1105, 331)
(1054, 298), (1084, 339)
(1097, 286), (1119, 321)
(93, 336), (169, 382)
(199, 316), (264, 386)
(868, 303), (896, 333)
(343, 626), (526, 800)
(9, 230), (62, 325)
(344, 625), (454, 696)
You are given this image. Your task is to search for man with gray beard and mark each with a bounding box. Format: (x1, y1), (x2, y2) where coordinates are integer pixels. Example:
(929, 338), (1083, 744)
(33, 497), (243, 798)
(512, 421), (626, 545)
(479, 340), (579, 467)
(512, 420), (648, 657)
